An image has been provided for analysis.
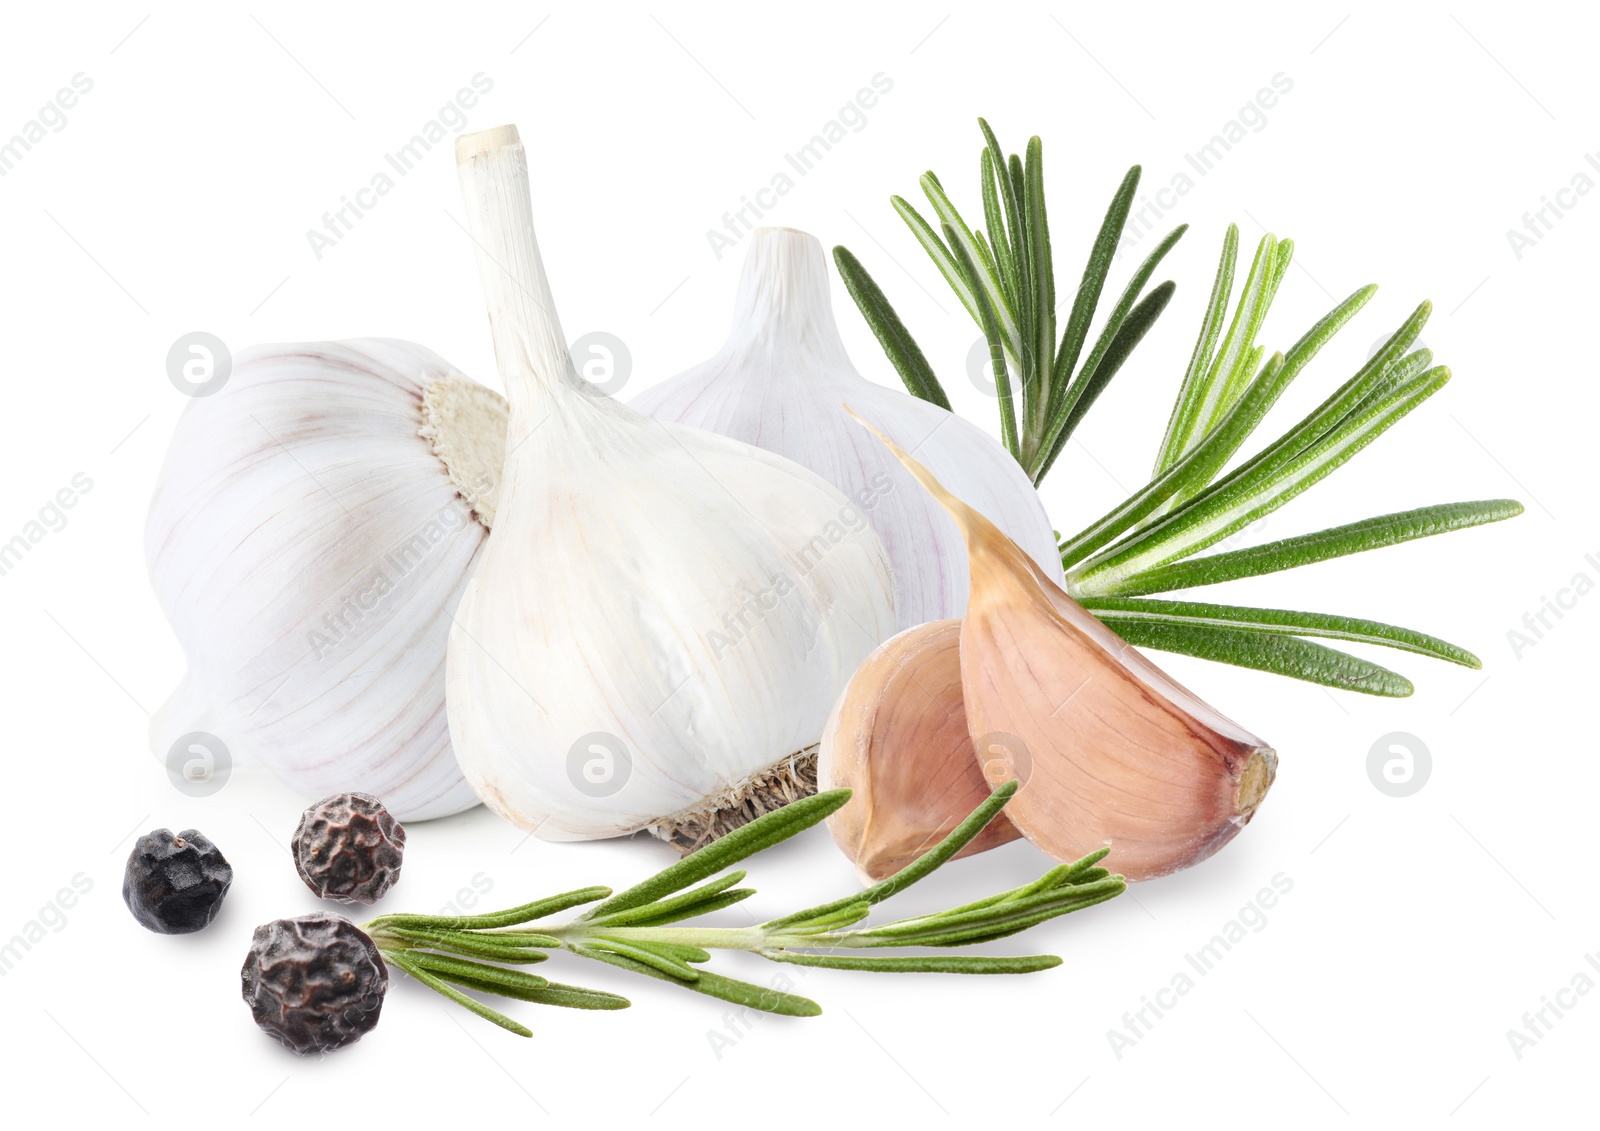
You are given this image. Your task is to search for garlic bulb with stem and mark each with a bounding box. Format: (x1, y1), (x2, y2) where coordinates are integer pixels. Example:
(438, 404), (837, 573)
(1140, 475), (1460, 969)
(836, 409), (1276, 882)
(147, 340), (508, 819)
(447, 125), (898, 850)
(632, 226), (1063, 629)
(818, 619), (1021, 881)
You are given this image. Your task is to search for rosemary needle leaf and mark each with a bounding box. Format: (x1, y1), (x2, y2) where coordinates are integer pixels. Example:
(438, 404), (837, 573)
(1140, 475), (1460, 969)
(369, 886), (611, 931)
(615, 889), (756, 928)
(374, 927), (553, 965)
(582, 871), (749, 928)
(520, 982), (632, 1011)
(1052, 164), (1142, 402)
(401, 952), (551, 994)
(1156, 224), (1240, 476)
(1104, 618), (1415, 696)
(765, 780), (1020, 930)
(583, 938), (702, 981)
(945, 221), (1020, 456)
(1082, 596), (1483, 667)
(764, 952), (1063, 974)
(1034, 280), (1177, 481)
(833, 246), (951, 410)
(1096, 500), (1525, 599)
(385, 950), (533, 1038)
(893, 193), (982, 330)
(571, 944), (823, 1017)
(586, 788), (852, 919)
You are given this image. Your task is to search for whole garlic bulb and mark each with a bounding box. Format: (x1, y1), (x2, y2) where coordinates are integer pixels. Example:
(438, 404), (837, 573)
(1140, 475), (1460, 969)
(632, 226), (1063, 628)
(448, 126), (898, 849)
(147, 339), (507, 819)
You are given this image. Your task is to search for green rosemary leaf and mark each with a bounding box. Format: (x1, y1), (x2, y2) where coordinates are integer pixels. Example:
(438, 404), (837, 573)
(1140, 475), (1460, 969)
(619, 889), (756, 928)
(1074, 364), (1451, 591)
(583, 938), (702, 981)
(978, 119), (1027, 302)
(1033, 224), (1185, 479)
(764, 951), (1063, 974)
(385, 950), (533, 1038)
(980, 146), (1020, 322)
(856, 878), (1128, 947)
(401, 951), (551, 994)
(1050, 164), (1142, 416)
(369, 886), (611, 931)
(764, 781), (1019, 930)
(892, 194), (983, 329)
(1033, 280), (1177, 482)
(1185, 233), (1279, 449)
(1156, 224), (1240, 476)
(945, 221), (1020, 456)
(1096, 500), (1525, 599)
(571, 944), (823, 1016)
(518, 982), (632, 1011)
(1025, 136), (1055, 426)
(920, 174), (1022, 358)
(586, 789), (852, 920)
(1106, 617), (1414, 696)
(833, 246), (951, 409)
(925, 887), (1129, 946)
(1083, 596), (1482, 667)
(371, 927), (553, 966)
(1060, 283), (1379, 568)
(583, 871), (748, 928)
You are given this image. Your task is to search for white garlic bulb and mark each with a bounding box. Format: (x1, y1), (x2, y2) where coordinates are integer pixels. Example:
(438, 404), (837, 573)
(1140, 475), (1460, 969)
(632, 227), (1064, 627)
(147, 339), (507, 819)
(447, 126), (898, 849)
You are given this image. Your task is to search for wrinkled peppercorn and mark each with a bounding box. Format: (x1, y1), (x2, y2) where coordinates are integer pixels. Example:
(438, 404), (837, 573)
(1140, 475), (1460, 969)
(122, 828), (233, 934)
(292, 792), (406, 904)
(241, 913), (387, 1055)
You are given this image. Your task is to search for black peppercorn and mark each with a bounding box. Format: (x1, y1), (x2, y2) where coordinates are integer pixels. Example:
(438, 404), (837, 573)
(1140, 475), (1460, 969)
(241, 913), (387, 1055)
(292, 792), (406, 904)
(122, 828), (233, 934)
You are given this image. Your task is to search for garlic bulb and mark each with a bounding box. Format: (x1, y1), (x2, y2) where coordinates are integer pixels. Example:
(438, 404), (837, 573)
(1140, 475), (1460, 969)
(819, 619), (1021, 881)
(147, 340), (507, 819)
(632, 226), (1062, 629)
(833, 412), (1276, 881)
(447, 126), (898, 849)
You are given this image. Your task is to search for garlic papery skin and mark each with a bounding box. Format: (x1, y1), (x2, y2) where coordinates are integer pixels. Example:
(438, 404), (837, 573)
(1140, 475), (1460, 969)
(818, 619), (1021, 881)
(448, 126), (898, 849)
(147, 339), (507, 819)
(852, 411), (1276, 882)
(631, 227), (1062, 630)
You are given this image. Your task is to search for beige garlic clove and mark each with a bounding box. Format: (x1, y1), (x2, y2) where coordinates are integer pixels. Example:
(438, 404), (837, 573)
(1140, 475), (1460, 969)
(850, 410), (1276, 882)
(819, 620), (1021, 881)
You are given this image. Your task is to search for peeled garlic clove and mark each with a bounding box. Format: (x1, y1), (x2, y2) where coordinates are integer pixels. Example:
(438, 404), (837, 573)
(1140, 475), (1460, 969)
(854, 412), (1276, 881)
(449, 126), (898, 847)
(633, 227), (1063, 628)
(147, 340), (506, 819)
(819, 619), (1020, 881)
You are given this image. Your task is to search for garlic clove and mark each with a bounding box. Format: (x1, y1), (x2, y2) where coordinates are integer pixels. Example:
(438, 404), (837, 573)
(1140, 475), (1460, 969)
(850, 410), (1276, 881)
(147, 340), (506, 819)
(448, 126), (899, 848)
(633, 227), (1063, 629)
(819, 619), (1021, 881)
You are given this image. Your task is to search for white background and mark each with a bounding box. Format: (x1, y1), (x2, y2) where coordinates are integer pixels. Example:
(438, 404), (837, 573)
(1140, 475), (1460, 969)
(1, 1), (1592, 1124)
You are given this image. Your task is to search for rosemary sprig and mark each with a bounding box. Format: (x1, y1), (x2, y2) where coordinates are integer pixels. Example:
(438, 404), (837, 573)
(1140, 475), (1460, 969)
(835, 118), (1524, 696)
(366, 781), (1122, 1036)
